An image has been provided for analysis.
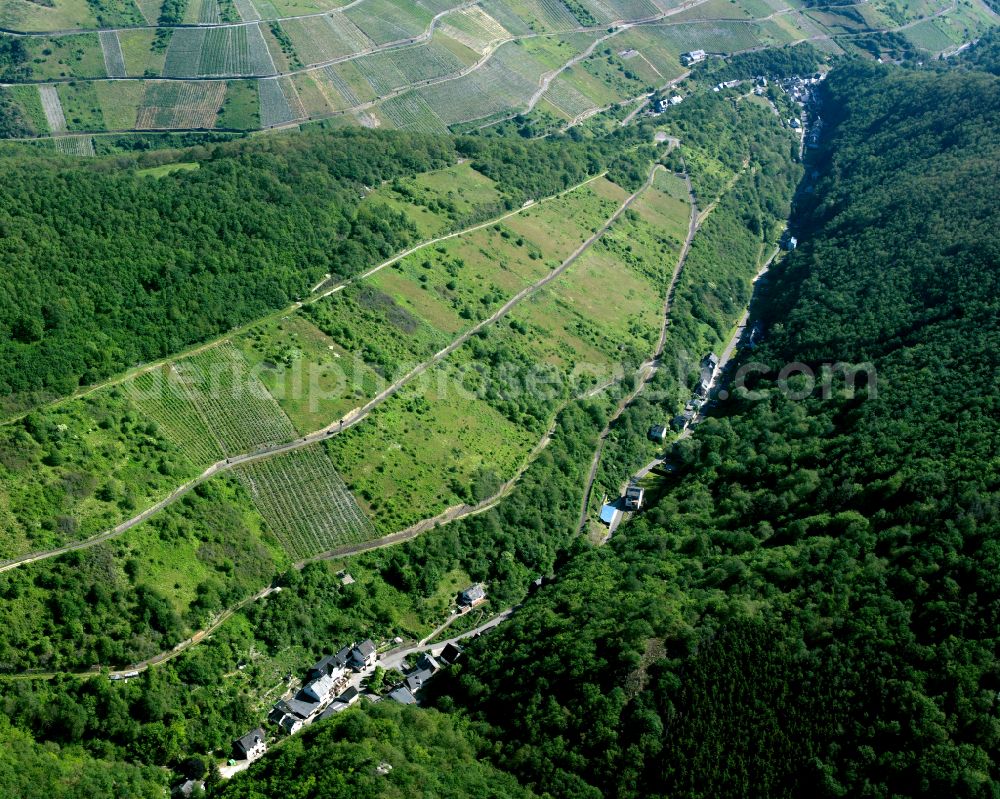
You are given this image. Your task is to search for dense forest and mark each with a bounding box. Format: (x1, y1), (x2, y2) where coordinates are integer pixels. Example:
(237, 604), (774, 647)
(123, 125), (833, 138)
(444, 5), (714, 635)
(216, 702), (533, 798)
(429, 61), (1000, 798)
(0, 128), (633, 413)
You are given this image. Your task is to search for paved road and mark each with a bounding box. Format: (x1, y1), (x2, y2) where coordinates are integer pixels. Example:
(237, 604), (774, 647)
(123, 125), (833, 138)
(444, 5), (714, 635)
(0, 166), (655, 576)
(379, 608), (515, 672)
(626, 248), (780, 484)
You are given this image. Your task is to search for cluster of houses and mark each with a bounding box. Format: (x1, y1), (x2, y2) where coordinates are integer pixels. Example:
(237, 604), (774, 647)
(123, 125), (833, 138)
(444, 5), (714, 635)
(269, 639), (377, 735)
(387, 642), (464, 706)
(229, 585), (487, 763)
(672, 352), (718, 431)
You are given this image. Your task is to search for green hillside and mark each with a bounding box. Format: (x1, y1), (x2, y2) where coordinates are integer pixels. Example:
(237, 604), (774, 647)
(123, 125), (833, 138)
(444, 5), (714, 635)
(429, 60), (1000, 798)
(0, 0), (990, 142)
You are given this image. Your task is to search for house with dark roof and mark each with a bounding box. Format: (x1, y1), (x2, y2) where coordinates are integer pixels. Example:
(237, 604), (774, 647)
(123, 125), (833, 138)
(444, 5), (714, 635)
(439, 643), (463, 665)
(388, 686), (417, 705)
(350, 640), (377, 671)
(278, 713), (303, 735)
(232, 728), (266, 761)
(648, 424), (668, 443)
(275, 695), (320, 720)
(309, 654), (340, 679)
(405, 668), (435, 693)
(334, 644), (354, 668)
(418, 653), (440, 673)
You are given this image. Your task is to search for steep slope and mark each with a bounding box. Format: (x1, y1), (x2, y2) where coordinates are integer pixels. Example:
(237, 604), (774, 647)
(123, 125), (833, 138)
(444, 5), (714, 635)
(431, 61), (1000, 798)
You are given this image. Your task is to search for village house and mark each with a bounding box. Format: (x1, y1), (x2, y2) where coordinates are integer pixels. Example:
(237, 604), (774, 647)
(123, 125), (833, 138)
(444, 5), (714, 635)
(681, 49), (706, 66)
(458, 584), (487, 608)
(232, 728), (267, 762)
(389, 686), (417, 705)
(624, 484), (644, 512)
(303, 671), (338, 703)
(350, 639), (377, 671)
(439, 643), (464, 665)
(648, 424), (668, 443)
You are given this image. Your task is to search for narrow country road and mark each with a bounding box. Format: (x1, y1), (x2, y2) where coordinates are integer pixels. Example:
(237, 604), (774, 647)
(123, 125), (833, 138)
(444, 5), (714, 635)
(576, 165), (699, 533)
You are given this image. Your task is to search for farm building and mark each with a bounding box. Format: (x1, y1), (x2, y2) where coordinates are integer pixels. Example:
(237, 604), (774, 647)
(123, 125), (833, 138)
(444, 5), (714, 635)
(681, 49), (707, 65)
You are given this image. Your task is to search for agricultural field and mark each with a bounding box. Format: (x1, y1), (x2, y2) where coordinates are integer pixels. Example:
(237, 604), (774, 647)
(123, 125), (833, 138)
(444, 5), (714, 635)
(0, 382), (215, 558)
(172, 343), (299, 455)
(277, 13), (374, 66)
(0, 0), (99, 32)
(377, 92), (451, 133)
(258, 76), (298, 126)
(54, 135), (96, 155)
(903, 17), (959, 51)
(163, 24), (276, 78)
(117, 29), (169, 78)
(55, 81), (105, 131)
(94, 80), (146, 129)
(418, 41), (543, 124)
(645, 19), (763, 54)
(287, 71), (336, 116)
(234, 314), (384, 435)
(438, 5), (514, 51)
(320, 61), (379, 107)
(38, 85), (67, 133)
(343, 0), (437, 45)
(125, 367), (225, 469)
(98, 31), (127, 78)
(7, 85), (49, 133)
(235, 446), (377, 560)
(217, 78), (262, 128)
(23, 34), (107, 80)
(326, 354), (538, 533)
(361, 160), (506, 238)
(135, 80), (226, 129)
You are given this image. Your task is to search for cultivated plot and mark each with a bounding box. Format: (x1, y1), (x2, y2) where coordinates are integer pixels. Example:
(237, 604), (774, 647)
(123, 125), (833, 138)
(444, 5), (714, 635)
(125, 367), (225, 468)
(259, 76), (298, 126)
(99, 30), (128, 78)
(135, 81), (226, 129)
(38, 85), (67, 133)
(326, 356), (537, 534)
(236, 446), (377, 559)
(174, 343), (298, 455)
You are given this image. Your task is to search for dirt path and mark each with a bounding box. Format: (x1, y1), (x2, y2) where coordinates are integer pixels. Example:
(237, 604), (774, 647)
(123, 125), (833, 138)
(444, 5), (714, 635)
(0, 166), (658, 576)
(0, 585), (280, 681)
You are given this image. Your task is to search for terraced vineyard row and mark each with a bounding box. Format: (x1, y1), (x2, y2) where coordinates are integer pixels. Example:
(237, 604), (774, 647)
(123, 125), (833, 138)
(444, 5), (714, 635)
(236, 446), (378, 560)
(174, 343), (298, 455)
(126, 368), (225, 467)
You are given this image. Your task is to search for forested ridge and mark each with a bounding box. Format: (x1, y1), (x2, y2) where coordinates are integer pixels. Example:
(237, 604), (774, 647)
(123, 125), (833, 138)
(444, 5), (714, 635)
(428, 61), (1000, 798)
(0, 129), (629, 413)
